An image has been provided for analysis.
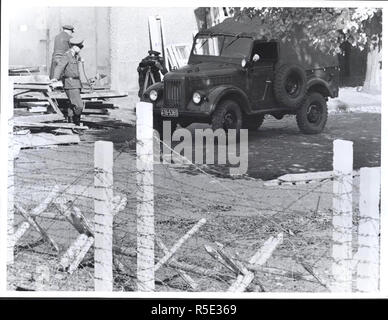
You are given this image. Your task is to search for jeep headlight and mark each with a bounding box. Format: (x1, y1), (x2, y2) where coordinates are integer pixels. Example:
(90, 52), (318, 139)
(192, 92), (201, 104)
(241, 58), (247, 68)
(149, 89), (158, 101)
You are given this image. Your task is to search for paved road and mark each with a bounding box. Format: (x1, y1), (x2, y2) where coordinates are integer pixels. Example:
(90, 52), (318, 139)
(184, 113), (381, 180)
(85, 112), (381, 181)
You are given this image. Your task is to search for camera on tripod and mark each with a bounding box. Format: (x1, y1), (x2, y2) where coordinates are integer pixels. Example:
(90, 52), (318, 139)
(137, 50), (168, 97)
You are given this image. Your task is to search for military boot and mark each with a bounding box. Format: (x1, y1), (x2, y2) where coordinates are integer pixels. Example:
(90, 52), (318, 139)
(73, 115), (81, 126)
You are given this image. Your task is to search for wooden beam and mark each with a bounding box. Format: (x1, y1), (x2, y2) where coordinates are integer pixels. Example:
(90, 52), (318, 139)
(204, 245), (238, 274)
(14, 113), (65, 123)
(155, 218), (206, 272)
(14, 84), (51, 91)
(55, 200), (94, 236)
(14, 122), (88, 130)
(60, 234), (94, 274)
(31, 185), (60, 216)
(48, 90), (127, 100)
(82, 108), (109, 115)
(156, 237), (198, 290)
(15, 203), (59, 252)
(10, 75), (50, 84)
(228, 233), (283, 292)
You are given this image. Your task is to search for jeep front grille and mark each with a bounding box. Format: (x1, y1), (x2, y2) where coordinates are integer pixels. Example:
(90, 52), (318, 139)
(164, 80), (183, 108)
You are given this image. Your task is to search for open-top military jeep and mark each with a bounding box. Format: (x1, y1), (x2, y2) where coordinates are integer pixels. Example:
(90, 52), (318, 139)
(141, 18), (339, 134)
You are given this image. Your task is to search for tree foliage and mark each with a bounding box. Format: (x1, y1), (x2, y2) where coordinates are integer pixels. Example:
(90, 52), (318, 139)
(231, 7), (382, 55)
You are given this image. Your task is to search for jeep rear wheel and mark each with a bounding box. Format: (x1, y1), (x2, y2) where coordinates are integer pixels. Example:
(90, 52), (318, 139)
(243, 115), (265, 131)
(296, 92), (328, 134)
(212, 100), (242, 132)
(274, 64), (307, 108)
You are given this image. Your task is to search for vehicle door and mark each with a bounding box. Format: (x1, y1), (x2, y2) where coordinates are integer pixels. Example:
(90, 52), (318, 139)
(248, 41), (277, 110)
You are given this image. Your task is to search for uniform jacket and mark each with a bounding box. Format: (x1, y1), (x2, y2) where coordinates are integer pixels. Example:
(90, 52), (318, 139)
(53, 50), (82, 89)
(52, 31), (72, 59)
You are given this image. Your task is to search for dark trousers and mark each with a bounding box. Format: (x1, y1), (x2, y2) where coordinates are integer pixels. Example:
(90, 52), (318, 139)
(65, 89), (84, 117)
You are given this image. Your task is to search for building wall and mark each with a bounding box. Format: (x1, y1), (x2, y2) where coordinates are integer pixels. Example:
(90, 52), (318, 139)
(110, 7), (197, 92)
(9, 7), (110, 83)
(8, 7), (197, 93)
(8, 7), (49, 69)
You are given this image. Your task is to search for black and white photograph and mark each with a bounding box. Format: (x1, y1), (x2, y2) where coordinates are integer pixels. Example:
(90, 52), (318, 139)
(1, 1), (386, 298)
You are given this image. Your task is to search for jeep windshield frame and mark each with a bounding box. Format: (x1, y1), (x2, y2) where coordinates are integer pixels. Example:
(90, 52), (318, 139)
(189, 33), (254, 64)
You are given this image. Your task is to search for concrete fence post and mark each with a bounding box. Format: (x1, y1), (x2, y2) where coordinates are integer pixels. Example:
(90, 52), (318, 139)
(94, 141), (113, 291)
(8, 79), (14, 265)
(136, 102), (155, 291)
(331, 139), (353, 292)
(356, 167), (381, 292)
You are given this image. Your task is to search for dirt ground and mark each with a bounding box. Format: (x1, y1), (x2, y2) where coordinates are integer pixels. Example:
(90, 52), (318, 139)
(8, 109), (380, 292)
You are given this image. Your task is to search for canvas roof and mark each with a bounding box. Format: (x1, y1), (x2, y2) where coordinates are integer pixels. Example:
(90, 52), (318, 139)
(197, 18), (339, 68)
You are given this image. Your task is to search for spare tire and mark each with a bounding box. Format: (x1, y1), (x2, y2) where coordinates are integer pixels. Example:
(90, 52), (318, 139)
(274, 64), (307, 108)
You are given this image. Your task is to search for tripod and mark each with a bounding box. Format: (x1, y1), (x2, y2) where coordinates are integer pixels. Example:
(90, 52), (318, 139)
(142, 66), (157, 95)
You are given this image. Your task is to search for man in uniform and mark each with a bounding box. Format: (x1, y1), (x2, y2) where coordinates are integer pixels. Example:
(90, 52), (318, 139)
(51, 37), (84, 125)
(49, 25), (74, 79)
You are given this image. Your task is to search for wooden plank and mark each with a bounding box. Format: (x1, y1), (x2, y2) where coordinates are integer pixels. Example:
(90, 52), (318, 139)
(31, 185), (60, 216)
(204, 245), (238, 274)
(155, 218), (206, 271)
(19, 101), (50, 106)
(48, 90), (127, 100)
(13, 222), (31, 244)
(13, 133), (80, 149)
(55, 200), (94, 236)
(15, 203), (59, 252)
(82, 108), (109, 115)
(10, 75), (50, 84)
(228, 233), (283, 292)
(85, 103), (117, 109)
(215, 242), (250, 276)
(52, 129), (74, 135)
(68, 236), (94, 274)
(156, 238), (198, 290)
(27, 106), (48, 113)
(14, 122), (88, 130)
(14, 84), (52, 91)
(60, 233), (94, 273)
(14, 113), (65, 123)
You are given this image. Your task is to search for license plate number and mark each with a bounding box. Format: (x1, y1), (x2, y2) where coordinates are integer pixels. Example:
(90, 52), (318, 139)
(161, 108), (179, 117)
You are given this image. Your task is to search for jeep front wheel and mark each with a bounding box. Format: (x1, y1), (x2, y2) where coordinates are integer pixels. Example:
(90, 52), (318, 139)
(212, 100), (242, 132)
(296, 92), (328, 134)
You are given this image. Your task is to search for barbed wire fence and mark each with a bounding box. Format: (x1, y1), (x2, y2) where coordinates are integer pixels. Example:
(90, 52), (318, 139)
(7, 100), (381, 293)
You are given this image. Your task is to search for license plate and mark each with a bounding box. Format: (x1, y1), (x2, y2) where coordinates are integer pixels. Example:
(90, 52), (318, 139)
(161, 108), (179, 117)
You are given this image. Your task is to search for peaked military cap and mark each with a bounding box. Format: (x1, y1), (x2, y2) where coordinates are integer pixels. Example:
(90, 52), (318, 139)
(69, 37), (84, 48)
(63, 25), (75, 31)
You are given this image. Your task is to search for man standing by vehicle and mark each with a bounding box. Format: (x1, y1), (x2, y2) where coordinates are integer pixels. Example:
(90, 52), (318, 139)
(49, 25), (74, 79)
(51, 37), (84, 125)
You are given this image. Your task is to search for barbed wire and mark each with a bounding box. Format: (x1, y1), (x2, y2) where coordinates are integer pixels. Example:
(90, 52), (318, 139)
(7, 131), (376, 292)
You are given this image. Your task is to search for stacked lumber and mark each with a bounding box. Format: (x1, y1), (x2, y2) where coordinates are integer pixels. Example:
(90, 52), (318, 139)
(12, 74), (129, 132)
(12, 78), (86, 149)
